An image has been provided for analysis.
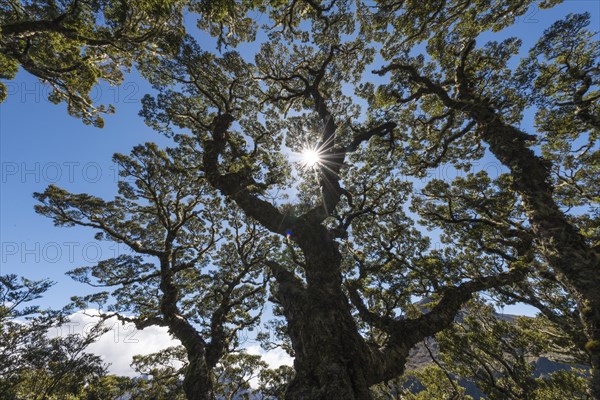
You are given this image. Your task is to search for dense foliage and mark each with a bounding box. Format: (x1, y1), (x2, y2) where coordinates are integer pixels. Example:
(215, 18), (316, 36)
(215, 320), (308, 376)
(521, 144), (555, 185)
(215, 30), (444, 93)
(0, 275), (107, 399)
(0, 0), (188, 126)
(2, 0), (598, 399)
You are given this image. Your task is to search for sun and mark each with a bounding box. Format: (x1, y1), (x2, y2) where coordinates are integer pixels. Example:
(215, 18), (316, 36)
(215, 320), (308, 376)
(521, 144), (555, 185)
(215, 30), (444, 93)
(301, 148), (321, 168)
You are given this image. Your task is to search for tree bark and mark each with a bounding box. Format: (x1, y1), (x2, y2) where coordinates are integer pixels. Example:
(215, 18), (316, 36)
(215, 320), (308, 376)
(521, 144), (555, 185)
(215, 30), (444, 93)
(272, 225), (375, 400)
(182, 349), (212, 400)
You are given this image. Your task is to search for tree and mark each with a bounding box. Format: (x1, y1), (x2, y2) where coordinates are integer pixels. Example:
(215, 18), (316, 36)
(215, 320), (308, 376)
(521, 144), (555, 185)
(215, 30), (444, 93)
(436, 301), (589, 399)
(34, 142), (274, 400)
(0, 274), (107, 399)
(369, 301), (589, 399)
(364, 3), (599, 396)
(0, 0), (297, 126)
(81, 374), (144, 400)
(371, 364), (472, 400)
(136, 3), (536, 398)
(128, 345), (295, 400)
(0, 0), (187, 127)
(257, 365), (295, 400)
(27, 0), (599, 398)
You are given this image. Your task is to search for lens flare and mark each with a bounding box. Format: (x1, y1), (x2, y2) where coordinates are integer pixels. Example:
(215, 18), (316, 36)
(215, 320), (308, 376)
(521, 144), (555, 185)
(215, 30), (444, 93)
(301, 148), (321, 168)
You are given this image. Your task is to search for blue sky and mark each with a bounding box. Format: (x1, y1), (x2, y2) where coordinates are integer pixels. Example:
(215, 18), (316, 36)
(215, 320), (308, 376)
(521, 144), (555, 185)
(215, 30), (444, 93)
(1, 1), (598, 315)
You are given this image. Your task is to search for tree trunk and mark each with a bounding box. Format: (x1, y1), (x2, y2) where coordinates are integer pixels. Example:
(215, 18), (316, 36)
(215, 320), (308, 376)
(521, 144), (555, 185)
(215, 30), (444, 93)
(183, 350), (213, 400)
(274, 226), (374, 400)
(284, 287), (373, 399)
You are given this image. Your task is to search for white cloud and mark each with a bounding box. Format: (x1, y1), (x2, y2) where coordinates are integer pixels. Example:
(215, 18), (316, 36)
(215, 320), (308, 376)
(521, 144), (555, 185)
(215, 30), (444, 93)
(243, 345), (293, 389)
(50, 310), (180, 376)
(245, 344), (293, 369)
(48, 310), (294, 379)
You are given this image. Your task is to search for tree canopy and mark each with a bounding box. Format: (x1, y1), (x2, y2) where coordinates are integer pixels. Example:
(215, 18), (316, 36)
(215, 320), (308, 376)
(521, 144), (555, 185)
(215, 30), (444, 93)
(2, 0), (598, 399)
(0, 0), (185, 126)
(34, 142), (278, 400)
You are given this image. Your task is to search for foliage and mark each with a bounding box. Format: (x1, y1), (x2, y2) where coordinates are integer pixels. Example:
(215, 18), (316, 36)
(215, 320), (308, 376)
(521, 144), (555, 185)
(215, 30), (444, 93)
(371, 365), (472, 400)
(0, 275), (107, 400)
(437, 301), (589, 399)
(12, 0), (600, 398)
(34, 142), (276, 399)
(0, 0), (186, 126)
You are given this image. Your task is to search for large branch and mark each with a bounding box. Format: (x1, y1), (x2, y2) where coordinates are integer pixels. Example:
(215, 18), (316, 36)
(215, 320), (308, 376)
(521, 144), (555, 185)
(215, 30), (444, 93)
(1, 16), (73, 36)
(374, 63), (467, 111)
(157, 256), (208, 357)
(306, 47), (345, 216)
(95, 311), (167, 330)
(379, 60), (599, 313)
(265, 260), (308, 358)
(201, 114), (296, 236)
(345, 122), (397, 152)
(398, 268), (528, 341)
(363, 267), (527, 384)
(1, 18), (118, 47)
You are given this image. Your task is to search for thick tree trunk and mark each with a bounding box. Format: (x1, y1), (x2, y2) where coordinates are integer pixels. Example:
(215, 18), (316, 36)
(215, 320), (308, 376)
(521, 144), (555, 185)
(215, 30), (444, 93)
(283, 300), (372, 399)
(284, 289), (373, 399)
(183, 350), (213, 400)
(273, 226), (374, 400)
(162, 320), (214, 400)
